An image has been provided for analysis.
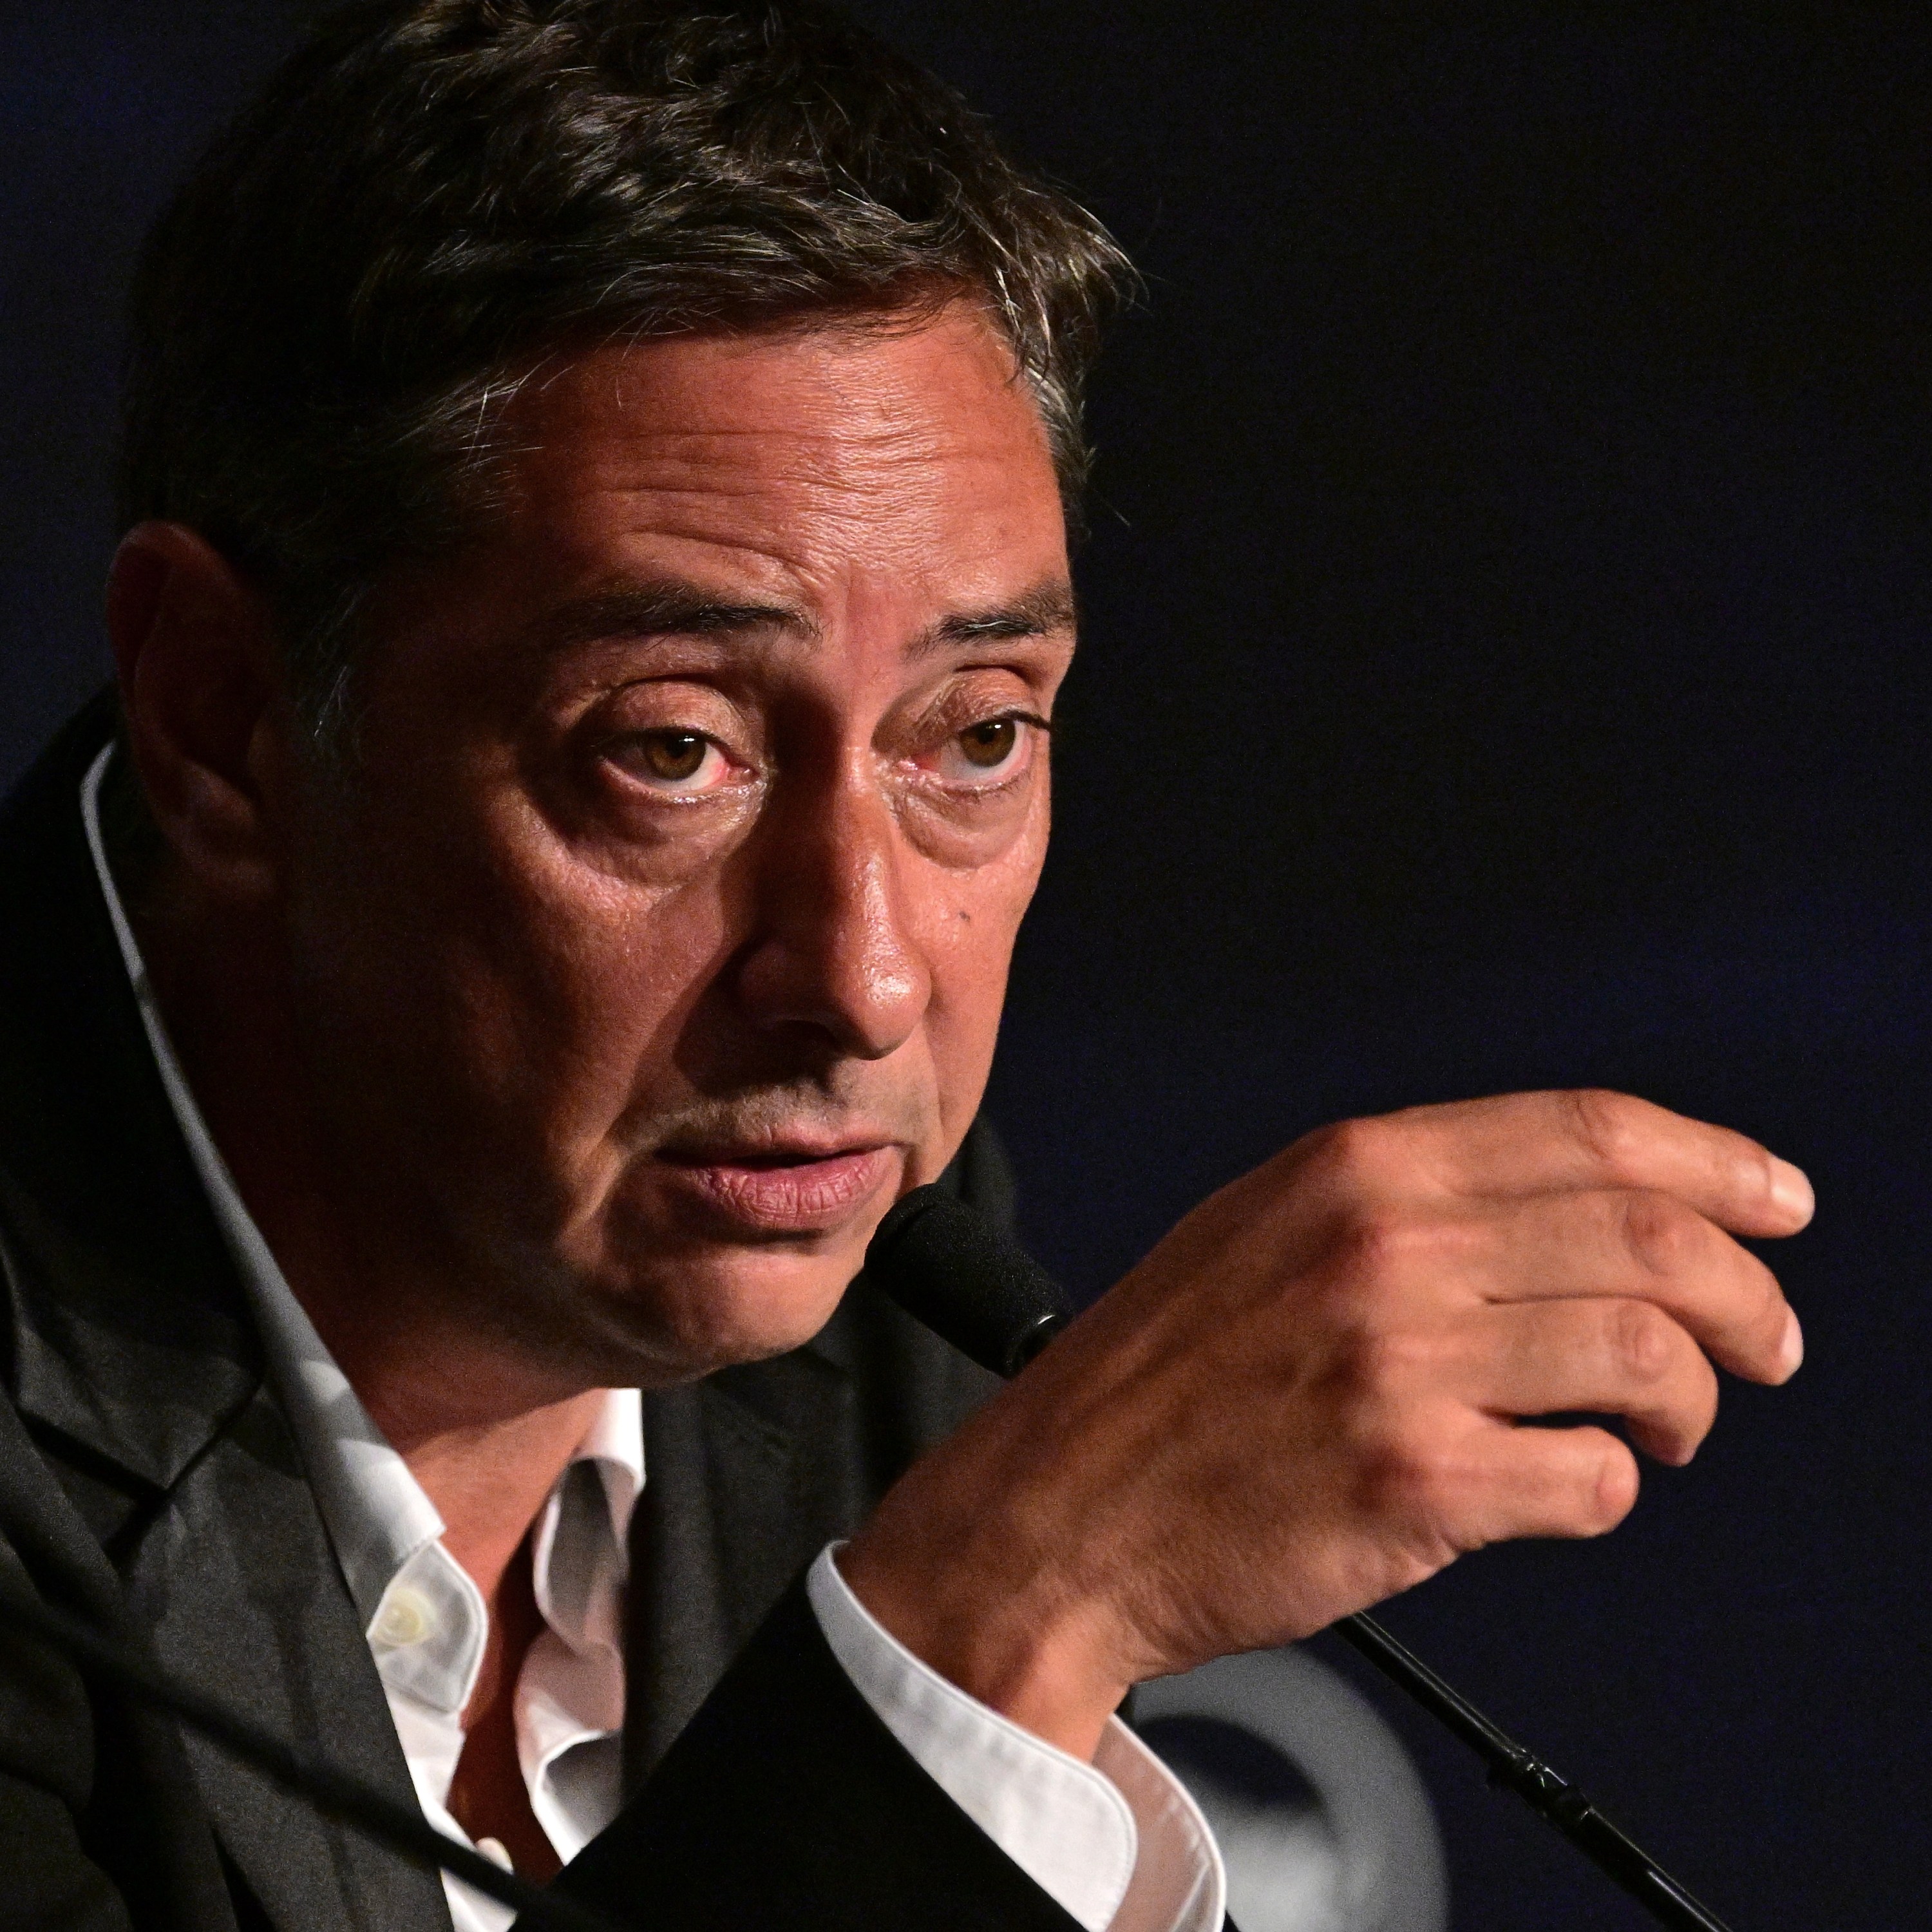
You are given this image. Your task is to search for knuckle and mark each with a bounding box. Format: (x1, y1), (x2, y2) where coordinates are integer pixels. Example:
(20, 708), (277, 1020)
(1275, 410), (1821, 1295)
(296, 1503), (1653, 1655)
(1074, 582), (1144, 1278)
(1616, 1190), (1704, 1278)
(1565, 1088), (1643, 1177)
(1739, 1138), (1783, 1209)
(1357, 1426), (1466, 1524)
(1304, 1114), (1401, 1190)
(1606, 1298), (1679, 1384)
(1329, 1318), (1432, 1403)
(1329, 1202), (1430, 1278)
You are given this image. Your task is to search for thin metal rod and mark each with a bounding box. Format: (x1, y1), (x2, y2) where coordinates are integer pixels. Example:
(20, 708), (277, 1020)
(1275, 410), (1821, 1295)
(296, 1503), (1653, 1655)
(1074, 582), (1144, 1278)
(0, 1587), (626, 1932)
(1336, 1610), (1734, 1932)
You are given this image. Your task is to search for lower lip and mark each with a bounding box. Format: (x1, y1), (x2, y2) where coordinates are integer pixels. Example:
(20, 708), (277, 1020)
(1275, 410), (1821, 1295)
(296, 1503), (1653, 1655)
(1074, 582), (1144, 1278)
(658, 1146), (897, 1234)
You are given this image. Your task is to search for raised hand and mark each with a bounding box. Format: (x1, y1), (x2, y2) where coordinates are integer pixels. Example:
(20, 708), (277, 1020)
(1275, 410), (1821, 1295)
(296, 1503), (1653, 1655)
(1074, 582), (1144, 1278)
(842, 1090), (1812, 1759)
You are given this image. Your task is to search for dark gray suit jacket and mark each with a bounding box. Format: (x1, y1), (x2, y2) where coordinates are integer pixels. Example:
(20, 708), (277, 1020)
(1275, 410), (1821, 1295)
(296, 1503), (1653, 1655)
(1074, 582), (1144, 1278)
(0, 697), (1080, 1932)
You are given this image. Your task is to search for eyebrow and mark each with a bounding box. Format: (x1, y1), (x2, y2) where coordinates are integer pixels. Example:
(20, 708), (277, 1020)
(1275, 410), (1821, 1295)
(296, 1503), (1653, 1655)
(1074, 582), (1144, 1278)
(519, 582), (813, 656)
(520, 576), (1078, 659)
(909, 580), (1079, 656)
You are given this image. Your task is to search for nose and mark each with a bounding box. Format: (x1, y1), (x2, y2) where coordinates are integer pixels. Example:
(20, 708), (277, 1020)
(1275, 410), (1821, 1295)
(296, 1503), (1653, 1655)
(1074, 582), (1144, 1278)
(732, 768), (931, 1061)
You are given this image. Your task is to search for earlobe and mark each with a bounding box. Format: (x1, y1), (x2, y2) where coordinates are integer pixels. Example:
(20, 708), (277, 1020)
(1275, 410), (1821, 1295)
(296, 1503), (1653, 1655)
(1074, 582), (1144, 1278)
(106, 521), (289, 903)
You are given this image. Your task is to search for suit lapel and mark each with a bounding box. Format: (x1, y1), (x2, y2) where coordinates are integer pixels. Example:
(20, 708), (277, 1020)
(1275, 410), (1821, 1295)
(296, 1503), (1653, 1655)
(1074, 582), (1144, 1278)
(629, 1346), (860, 1780)
(124, 1383), (452, 1932)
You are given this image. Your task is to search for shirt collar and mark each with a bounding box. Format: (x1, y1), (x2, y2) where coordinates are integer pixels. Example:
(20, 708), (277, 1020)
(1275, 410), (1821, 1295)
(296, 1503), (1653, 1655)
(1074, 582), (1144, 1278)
(78, 744), (645, 1650)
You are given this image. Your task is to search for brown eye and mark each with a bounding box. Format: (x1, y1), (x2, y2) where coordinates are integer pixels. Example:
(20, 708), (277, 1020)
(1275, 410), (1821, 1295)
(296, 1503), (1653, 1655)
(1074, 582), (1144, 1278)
(957, 718), (1018, 768)
(639, 731), (708, 781)
(609, 728), (733, 795)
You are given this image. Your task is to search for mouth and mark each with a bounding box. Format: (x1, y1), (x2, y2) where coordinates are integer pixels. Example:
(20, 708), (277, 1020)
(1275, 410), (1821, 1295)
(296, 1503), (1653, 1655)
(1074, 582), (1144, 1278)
(653, 1138), (901, 1236)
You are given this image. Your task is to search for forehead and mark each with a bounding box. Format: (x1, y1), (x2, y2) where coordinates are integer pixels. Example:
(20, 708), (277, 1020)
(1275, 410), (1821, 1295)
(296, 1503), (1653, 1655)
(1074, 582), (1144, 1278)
(490, 308), (1067, 596)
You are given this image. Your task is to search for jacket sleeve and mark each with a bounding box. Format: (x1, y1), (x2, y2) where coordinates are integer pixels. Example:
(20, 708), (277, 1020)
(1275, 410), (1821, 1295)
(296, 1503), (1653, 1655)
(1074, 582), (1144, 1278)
(548, 1573), (1087, 1932)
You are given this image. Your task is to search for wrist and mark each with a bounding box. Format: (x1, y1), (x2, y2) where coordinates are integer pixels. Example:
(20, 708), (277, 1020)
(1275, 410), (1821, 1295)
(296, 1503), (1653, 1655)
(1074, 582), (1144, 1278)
(838, 1495), (1130, 1762)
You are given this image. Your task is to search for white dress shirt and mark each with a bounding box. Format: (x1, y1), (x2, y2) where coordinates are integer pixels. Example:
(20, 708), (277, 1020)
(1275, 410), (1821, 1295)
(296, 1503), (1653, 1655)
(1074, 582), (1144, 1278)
(80, 744), (1224, 1932)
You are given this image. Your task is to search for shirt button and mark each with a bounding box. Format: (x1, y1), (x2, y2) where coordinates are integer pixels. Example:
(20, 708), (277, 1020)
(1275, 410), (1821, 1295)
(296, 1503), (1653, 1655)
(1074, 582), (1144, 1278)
(372, 1585), (437, 1648)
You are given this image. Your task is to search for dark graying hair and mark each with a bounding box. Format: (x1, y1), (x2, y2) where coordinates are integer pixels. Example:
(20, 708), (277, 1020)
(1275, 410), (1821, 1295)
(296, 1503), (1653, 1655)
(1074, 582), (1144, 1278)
(118, 0), (1133, 740)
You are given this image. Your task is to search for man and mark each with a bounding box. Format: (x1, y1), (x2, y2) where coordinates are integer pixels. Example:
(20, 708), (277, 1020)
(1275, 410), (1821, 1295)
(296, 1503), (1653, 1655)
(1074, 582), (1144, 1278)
(0, 3), (1811, 1929)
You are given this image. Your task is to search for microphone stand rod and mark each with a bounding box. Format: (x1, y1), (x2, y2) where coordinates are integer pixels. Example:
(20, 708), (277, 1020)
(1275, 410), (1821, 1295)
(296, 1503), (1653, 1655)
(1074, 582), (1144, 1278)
(1332, 1609), (1733, 1932)
(0, 1586), (626, 1932)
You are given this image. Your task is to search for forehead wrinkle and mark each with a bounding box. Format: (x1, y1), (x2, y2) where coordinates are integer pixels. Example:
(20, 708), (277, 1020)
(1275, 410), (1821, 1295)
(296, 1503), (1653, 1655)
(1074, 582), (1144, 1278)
(571, 453), (1035, 591)
(584, 440), (1007, 515)
(506, 316), (1057, 527)
(576, 381), (1030, 486)
(560, 434), (1009, 560)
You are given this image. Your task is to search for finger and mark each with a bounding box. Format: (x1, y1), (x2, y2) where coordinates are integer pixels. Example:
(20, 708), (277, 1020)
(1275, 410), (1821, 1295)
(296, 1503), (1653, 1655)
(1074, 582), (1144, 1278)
(1446, 1419), (1640, 1544)
(1452, 1187), (1802, 1383)
(1320, 1088), (1814, 1238)
(1455, 1298), (1719, 1464)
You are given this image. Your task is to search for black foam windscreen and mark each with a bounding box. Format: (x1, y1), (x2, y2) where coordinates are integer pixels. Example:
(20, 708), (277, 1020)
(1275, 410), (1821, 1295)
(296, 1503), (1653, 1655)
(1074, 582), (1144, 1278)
(864, 1185), (1072, 1378)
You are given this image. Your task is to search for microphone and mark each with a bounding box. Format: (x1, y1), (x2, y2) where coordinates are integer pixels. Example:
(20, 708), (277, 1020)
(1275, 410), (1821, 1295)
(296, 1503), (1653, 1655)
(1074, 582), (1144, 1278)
(860, 1185), (1073, 1376)
(864, 1184), (1738, 1932)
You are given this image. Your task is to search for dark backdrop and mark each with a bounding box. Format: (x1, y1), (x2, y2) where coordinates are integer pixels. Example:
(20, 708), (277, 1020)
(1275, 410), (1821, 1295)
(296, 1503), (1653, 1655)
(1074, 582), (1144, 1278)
(5, 5), (1928, 1927)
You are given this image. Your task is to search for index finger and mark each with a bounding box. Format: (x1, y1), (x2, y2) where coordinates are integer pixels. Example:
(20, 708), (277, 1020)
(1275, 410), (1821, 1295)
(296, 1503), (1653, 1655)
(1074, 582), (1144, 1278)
(1352, 1089), (1815, 1238)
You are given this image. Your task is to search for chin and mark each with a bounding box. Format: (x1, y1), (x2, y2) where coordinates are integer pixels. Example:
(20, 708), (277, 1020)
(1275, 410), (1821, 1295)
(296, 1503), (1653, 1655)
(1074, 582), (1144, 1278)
(597, 1233), (870, 1379)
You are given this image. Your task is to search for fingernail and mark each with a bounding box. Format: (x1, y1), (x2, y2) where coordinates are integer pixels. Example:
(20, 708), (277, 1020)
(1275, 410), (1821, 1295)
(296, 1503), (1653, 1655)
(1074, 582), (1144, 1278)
(1769, 1157), (1815, 1222)
(1779, 1307), (1805, 1377)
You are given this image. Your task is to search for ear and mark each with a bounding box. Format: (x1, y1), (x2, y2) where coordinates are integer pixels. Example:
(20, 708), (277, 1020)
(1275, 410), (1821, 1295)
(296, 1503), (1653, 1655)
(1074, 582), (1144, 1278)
(106, 522), (294, 905)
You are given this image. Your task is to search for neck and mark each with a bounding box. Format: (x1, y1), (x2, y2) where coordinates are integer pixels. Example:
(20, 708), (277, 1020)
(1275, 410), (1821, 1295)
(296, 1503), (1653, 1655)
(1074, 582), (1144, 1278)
(400, 1391), (610, 1604)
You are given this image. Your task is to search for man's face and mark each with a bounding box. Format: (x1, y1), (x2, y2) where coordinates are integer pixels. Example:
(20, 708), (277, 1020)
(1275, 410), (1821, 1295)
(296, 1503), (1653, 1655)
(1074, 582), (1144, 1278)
(276, 308), (1073, 1385)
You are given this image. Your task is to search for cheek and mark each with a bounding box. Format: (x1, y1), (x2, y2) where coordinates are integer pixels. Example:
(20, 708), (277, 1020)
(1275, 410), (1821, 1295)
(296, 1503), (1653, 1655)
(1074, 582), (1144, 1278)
(916, 803), (1049, 1144)
(293, 789), (730, 1164)
(451, 860), (734, 1132)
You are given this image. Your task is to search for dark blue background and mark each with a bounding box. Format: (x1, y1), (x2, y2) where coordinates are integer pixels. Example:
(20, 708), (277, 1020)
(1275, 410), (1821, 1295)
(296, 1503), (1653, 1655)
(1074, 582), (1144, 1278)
(5, 5), (1928, 1926)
